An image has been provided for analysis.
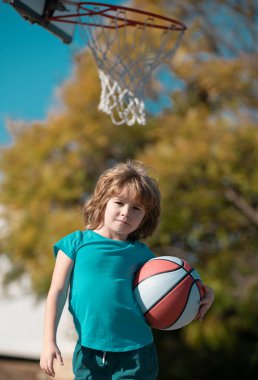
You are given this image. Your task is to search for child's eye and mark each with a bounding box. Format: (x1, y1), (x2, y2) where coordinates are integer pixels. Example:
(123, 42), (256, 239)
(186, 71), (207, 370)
(115, 201), (123, 205)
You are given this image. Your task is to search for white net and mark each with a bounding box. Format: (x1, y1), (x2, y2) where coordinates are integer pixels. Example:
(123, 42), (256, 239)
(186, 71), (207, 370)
(77, 4), (185, 126)
(98, 70), (145, 126)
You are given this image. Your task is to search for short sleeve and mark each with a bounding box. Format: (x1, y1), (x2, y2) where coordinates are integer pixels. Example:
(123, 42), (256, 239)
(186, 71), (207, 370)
(53, 230), (83, 261)
(137, 241), (156, 260)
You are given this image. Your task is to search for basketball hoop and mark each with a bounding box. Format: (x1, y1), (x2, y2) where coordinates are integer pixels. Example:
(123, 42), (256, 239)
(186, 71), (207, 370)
(48, 1), (187, 126)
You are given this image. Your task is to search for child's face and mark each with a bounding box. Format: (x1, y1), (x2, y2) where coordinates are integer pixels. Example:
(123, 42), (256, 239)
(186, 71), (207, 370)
(101, 187), (146, 241)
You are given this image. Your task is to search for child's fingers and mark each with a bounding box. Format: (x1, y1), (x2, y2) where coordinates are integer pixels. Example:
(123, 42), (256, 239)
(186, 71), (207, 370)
(41, 357), (55, 377)
(196, 304), (209, 321)
(194, 285), (215, 321)
(57, 351), (64, 366)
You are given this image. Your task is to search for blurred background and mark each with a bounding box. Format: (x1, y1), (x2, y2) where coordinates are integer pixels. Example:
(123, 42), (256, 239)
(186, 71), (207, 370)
(0, 0), (258, 379)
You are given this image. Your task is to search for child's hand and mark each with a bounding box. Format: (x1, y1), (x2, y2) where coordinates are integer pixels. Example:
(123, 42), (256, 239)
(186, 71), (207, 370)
(40, 342), (64, 377)
(195, 285), (215, 321)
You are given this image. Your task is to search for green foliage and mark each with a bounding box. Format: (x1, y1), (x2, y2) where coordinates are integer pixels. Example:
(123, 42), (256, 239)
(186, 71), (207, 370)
(0, 0), (258, 377)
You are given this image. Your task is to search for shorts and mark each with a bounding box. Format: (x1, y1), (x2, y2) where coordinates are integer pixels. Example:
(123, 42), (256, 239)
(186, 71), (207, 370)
(72, 341), (159, 380)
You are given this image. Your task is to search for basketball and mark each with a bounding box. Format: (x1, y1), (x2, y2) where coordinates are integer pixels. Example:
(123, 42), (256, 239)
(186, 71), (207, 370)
(133, 256), (205, 330)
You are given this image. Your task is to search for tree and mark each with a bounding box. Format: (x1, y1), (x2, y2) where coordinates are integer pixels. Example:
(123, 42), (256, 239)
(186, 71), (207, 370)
(0, 0), (258, 377)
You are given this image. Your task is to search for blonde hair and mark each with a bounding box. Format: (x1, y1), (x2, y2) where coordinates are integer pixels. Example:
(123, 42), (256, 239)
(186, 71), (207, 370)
(83, 160), (161, 240)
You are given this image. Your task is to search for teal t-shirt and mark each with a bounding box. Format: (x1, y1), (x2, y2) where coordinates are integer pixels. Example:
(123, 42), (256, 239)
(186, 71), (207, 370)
(53, 230), (155, 352)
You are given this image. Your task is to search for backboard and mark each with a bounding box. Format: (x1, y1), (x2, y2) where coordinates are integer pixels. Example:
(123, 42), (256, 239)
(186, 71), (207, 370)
(3, 0), (76, 43)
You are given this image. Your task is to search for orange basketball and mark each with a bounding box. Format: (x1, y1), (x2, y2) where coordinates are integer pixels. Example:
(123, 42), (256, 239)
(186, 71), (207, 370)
(133, 256), (205, 330)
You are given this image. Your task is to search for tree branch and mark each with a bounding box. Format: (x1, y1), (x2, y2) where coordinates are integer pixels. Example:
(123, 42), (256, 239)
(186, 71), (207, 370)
(224, 187), (258, 227)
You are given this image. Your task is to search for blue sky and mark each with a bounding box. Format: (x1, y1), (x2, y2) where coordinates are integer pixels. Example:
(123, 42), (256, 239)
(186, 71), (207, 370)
(0, 1), (79, 146)
(0, 0), (133, 146)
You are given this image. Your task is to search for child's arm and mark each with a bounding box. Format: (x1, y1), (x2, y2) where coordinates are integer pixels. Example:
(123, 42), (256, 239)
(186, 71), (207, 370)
(195, 285), (215, 321)
(40, 250), (74, 377)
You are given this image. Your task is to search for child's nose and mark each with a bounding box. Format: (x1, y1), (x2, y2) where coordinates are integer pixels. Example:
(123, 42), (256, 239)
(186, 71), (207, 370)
(121, 205), (130, 216)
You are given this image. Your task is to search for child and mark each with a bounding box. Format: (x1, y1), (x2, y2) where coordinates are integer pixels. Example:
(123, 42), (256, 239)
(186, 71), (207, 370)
(40, 160), (214, 379)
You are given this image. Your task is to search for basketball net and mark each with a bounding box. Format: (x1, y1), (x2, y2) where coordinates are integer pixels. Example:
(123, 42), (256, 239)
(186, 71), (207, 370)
(97, 69), (146, 126)
(49, 2), (186, 126)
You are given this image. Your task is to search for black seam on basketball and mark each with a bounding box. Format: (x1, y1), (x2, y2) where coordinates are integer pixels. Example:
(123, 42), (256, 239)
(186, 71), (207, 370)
(195, 279), (204, 298)
(143, 271), (189, 315)
(134, 258), (196, 288)
(153, 258), (195, 276)
(153, 258), (184, 266)
(133, 267), (182, 288)
(160, 280), (199, 330)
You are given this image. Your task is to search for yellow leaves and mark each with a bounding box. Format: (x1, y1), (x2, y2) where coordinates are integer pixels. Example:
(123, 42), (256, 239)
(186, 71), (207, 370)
(141, 109), (231, 181)
(61, 52), (99, 103)
(174, 55), (257, 113)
